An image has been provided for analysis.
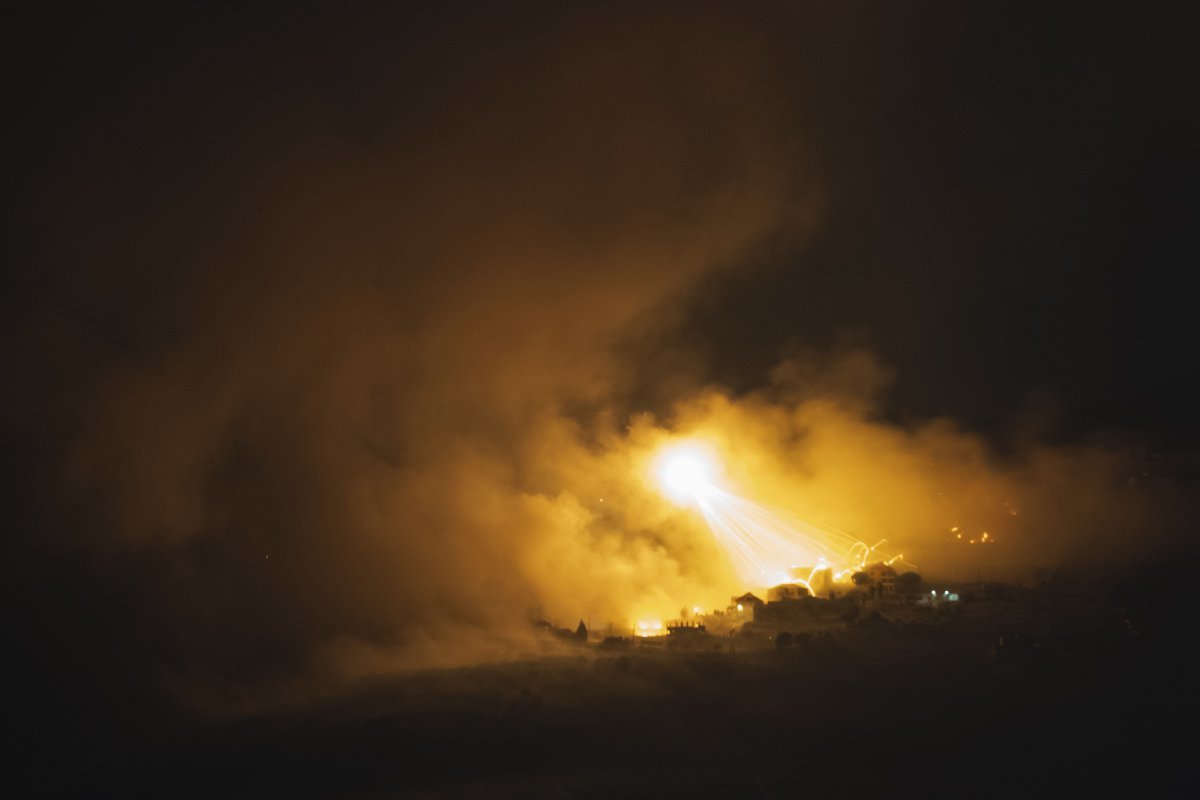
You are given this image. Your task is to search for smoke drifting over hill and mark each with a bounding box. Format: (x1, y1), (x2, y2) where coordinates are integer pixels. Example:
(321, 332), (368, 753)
(4, 4), (1195, 713)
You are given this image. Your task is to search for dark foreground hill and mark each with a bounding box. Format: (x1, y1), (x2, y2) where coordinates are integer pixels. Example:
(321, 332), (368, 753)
(20, 572), (1193, 798)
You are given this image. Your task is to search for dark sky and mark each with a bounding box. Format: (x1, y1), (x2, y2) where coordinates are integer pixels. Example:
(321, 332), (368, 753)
(7, 4), (1198, 439)
(3, 3), (1199, 784)
(645, 5), (1199, 440)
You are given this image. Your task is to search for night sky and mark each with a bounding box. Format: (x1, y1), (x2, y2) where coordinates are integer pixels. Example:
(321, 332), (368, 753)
(4, 3), (1198, 795)
(8, 5), (1198, 440)
(641, 6), (1199, 439)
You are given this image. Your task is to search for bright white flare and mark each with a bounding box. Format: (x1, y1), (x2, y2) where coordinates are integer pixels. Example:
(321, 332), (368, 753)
(651, 440), (906, 589)
(654, 441), (719, 504)
(663, 455), (708, 495)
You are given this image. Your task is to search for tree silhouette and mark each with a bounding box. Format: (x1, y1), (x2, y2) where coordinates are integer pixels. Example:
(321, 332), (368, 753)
(895, 572), (923, 595)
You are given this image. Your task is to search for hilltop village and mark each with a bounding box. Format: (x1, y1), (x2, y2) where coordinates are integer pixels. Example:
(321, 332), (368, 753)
(537, 562), (1133, 663)
(621, 562), (949, 650)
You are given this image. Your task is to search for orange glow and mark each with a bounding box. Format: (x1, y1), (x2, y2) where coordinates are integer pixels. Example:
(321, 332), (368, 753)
(649, 440), (912, 589)
(634, 620), (665, 637)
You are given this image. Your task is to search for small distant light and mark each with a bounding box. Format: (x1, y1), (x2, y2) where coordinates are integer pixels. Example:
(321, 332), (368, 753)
(737, 603), (744, 612)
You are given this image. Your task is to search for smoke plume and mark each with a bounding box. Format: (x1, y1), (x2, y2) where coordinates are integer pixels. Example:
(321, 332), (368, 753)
(3, 5), (1191, 714)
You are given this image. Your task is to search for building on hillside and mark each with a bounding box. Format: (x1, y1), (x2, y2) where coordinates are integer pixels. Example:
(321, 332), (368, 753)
(728, 592), (764, 621)
(864, 562), (898, 591)
(666, 620), (714, 650)
(768, 583), (810, 602)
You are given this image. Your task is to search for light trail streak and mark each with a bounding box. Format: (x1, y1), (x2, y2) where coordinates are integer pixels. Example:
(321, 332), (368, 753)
(695, 486), (898, 588)
(654, 440), (909, 590)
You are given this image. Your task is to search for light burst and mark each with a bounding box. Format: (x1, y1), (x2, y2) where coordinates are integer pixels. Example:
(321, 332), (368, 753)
(653, 440), (907, 590)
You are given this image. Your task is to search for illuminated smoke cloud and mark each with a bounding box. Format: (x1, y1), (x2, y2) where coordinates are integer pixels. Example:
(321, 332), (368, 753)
(3, 6), (1192, 716)
(650, 438), (904, 591)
